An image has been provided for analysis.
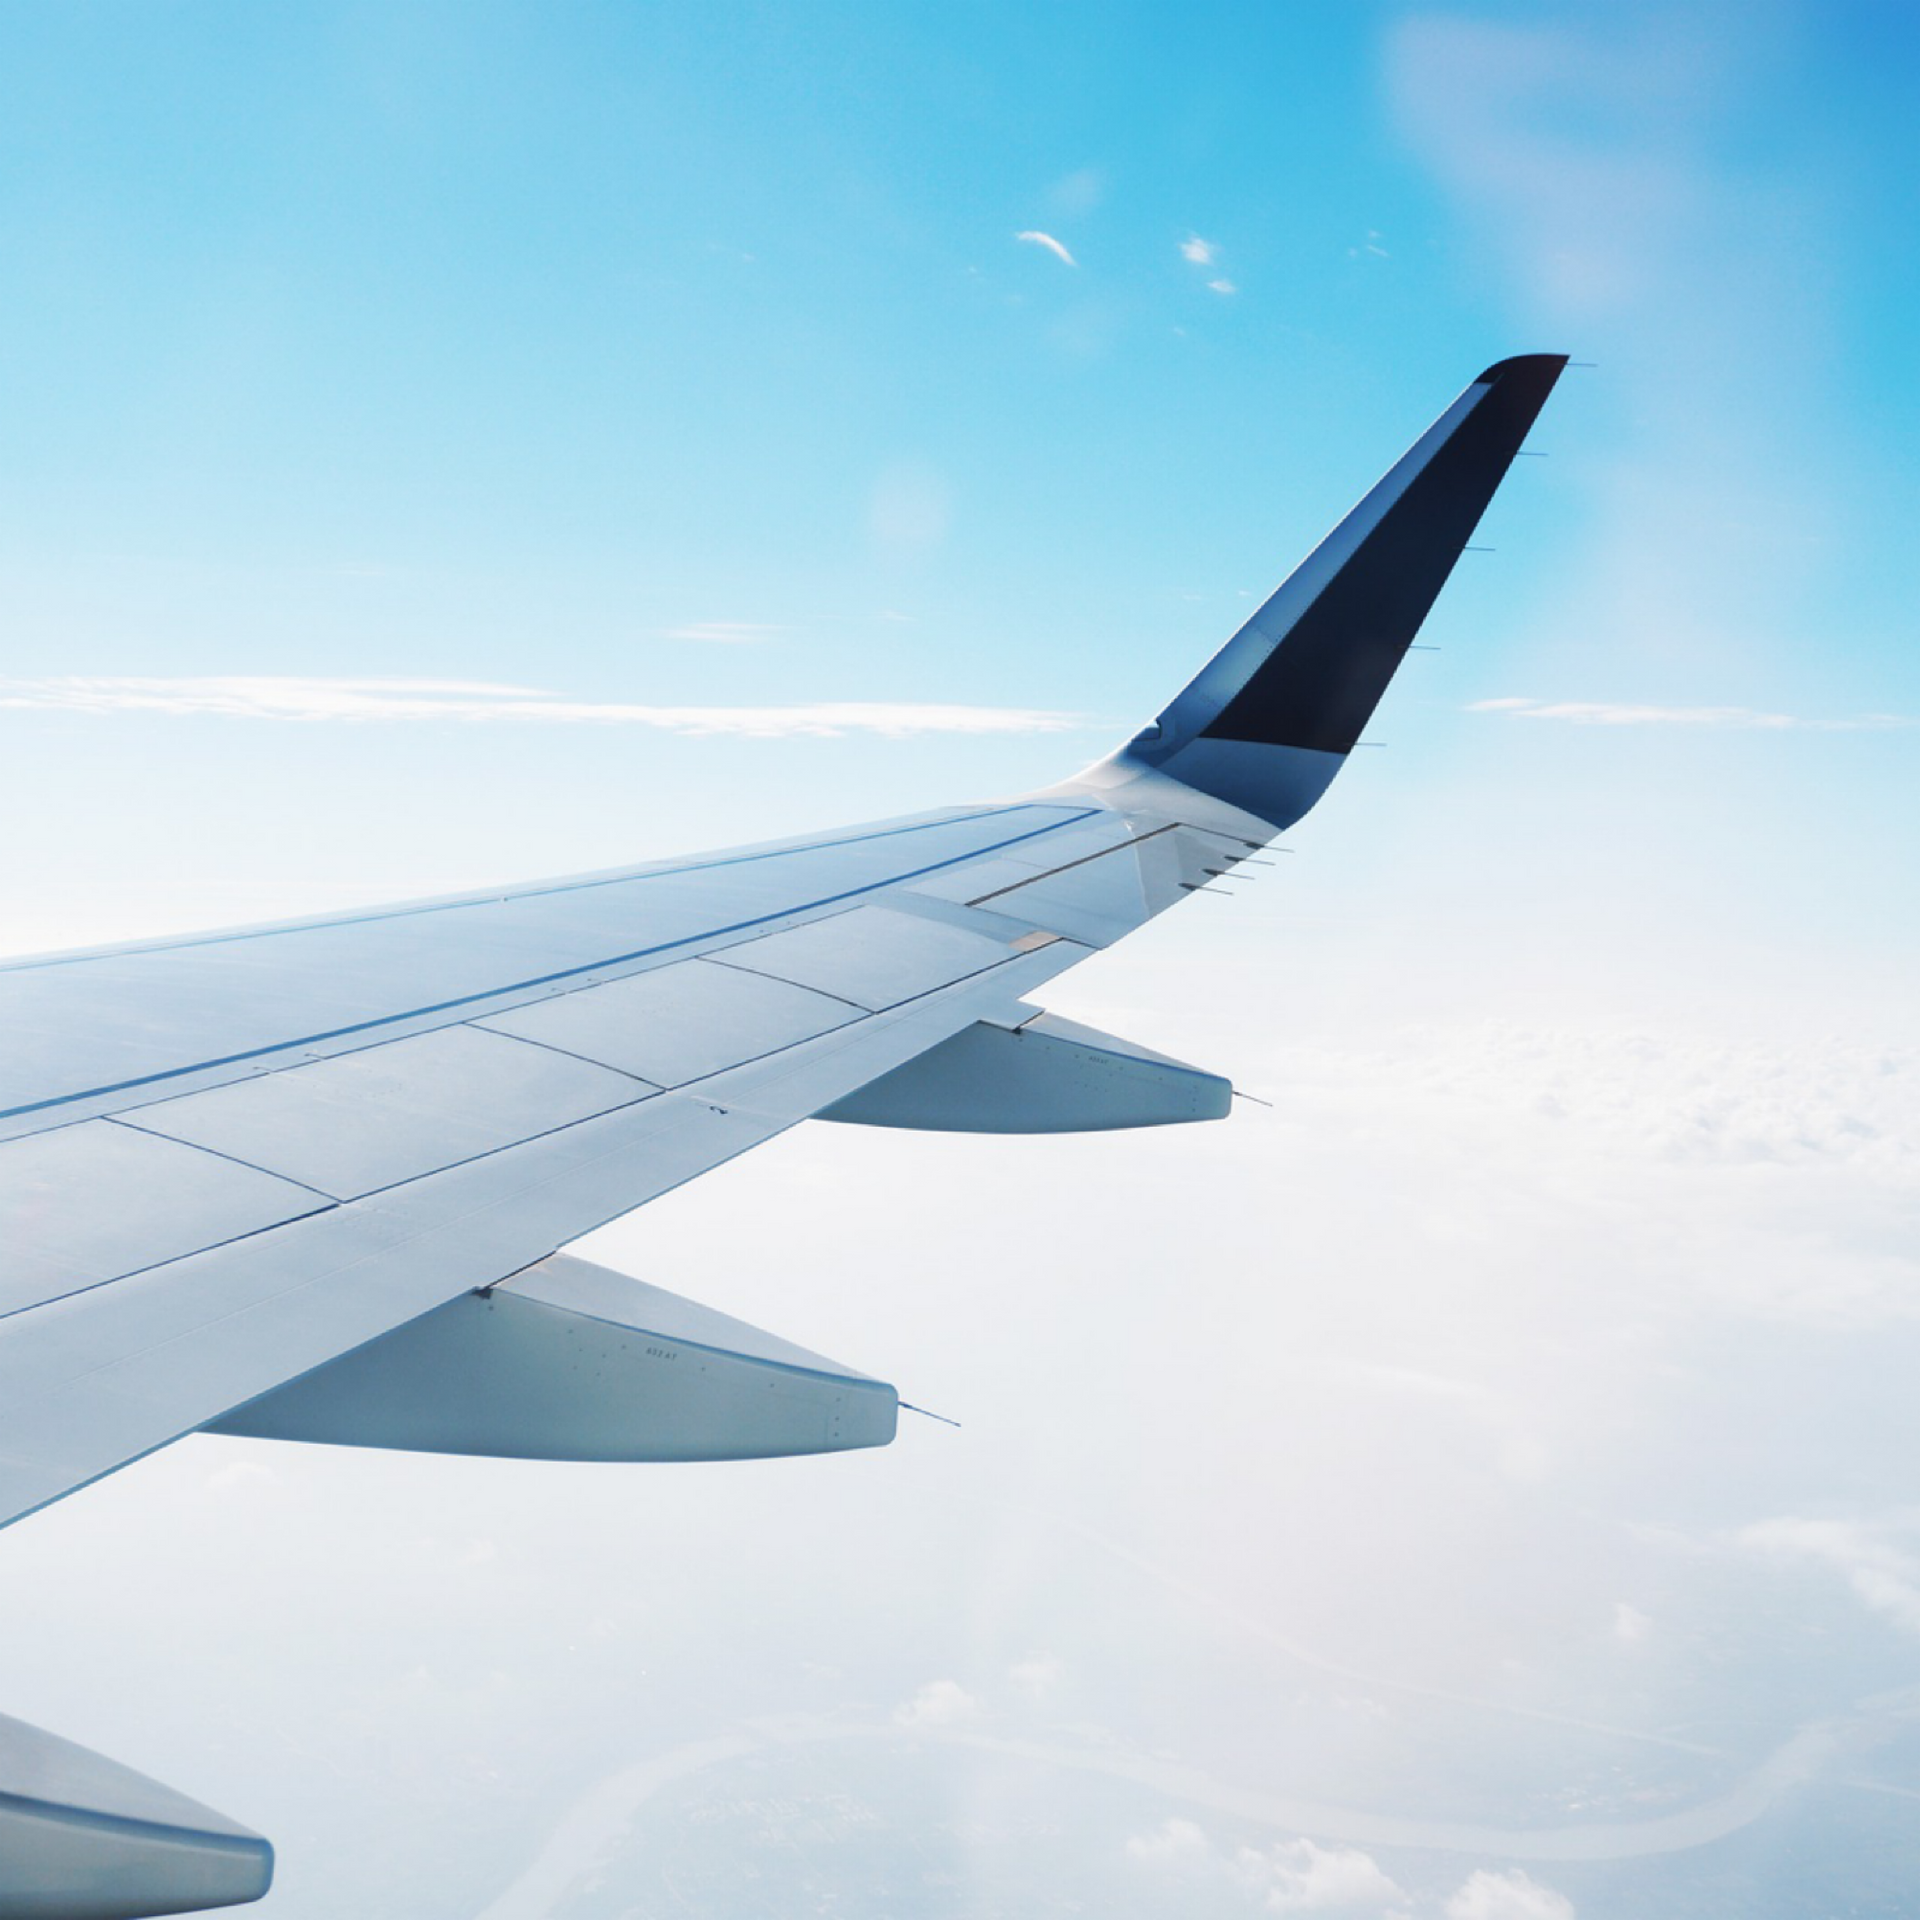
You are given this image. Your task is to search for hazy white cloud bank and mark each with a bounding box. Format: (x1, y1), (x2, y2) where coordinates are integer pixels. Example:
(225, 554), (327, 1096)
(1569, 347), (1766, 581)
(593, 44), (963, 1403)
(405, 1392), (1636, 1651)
(1246, 1837), (1412, 1914)
(894, 1678), (980, 1728)
(1275, 1023), (1919, 1180)
(1123, 1819), (1579, 1917)
(1126, 1818), (1411, 1914)
(1445, 1868), (1577, 1920)
(1472, 697), (1912, 731)
(0, 675), (1083, 738)
(1249, 1021), (1920, 1329)
(1736, 1515), (1920, 1637)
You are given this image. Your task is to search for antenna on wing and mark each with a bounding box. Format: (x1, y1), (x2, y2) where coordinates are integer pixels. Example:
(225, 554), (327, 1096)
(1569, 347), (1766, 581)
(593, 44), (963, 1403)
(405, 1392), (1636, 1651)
(899, 1399), (963, 1429)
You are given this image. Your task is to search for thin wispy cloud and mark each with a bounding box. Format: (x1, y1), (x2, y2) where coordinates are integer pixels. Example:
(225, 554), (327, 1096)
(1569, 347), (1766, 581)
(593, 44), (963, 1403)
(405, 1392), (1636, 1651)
(1470, 697), (1913, 731)
(0, 675), (1085, 738)
(1015, 229), (1077, 268)
(1046, 167), (1103, 216)
(1178, 234), (1235, 294)
(656, 621), (782, 644)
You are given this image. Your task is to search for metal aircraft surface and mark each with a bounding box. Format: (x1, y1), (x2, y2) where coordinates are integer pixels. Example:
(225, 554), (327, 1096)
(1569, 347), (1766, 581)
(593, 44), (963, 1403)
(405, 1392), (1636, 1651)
(0, 355), (1566, 1916)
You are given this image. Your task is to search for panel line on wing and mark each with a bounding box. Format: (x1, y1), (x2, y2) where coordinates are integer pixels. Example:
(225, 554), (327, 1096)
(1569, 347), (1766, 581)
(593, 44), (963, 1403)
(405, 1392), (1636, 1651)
(0, 803), (1075, 979)
(103, 1116), (343, 1203)
(123, 1024), (659, 1205)
(0, 809), (1103, 1127)
(963, 822), (1176, 908)
(0, 1192), (337, 1327)
(706, 905), (1026, 1012)
(696, 954), (873, 1014)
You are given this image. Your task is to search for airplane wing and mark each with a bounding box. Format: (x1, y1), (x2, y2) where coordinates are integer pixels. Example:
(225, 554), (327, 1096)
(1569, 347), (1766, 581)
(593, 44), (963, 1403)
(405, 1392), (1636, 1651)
(0, 354), (1566, 1915)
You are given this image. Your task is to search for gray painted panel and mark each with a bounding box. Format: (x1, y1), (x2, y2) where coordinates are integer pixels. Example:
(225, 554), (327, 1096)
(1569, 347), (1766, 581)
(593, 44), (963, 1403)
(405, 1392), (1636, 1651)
(0, 803), (1093, 1126)
(716, 904), (1017, 1011)
(510, 1254), (880, 1376)
(819, 1012), (1231, 1132)
(477, 958), (857, 1088)
(692, 940), (1079, 1125)
(0, 1712), (271, 1920)
(133, 1025), (653, 1200)
(1154, 737), (1342, 833)
(0, 1123), (322, 1315)
(963, 844), (1151, 947)
(213, 1254), (895, 1461)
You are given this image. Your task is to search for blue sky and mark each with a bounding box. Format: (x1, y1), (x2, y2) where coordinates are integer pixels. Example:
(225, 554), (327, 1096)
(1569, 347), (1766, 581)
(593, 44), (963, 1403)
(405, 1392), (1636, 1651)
(3, 1), (1915, 976)
(2, 6), (1918, 1919)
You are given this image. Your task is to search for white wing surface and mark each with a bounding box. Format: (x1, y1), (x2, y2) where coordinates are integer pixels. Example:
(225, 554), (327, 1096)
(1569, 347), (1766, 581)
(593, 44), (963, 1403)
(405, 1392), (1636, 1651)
(0, 356), (1566, 1917)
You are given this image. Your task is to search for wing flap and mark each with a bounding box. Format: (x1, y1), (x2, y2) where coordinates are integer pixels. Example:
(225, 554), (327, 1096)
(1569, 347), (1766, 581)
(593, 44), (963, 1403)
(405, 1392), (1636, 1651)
(476, 956), (859, 1087)
(714, 903), (1022, 1011)
(0, 1123), (325, 1317)
(211, 1253), (897, 1462)
(127, 1025), (655, 1200)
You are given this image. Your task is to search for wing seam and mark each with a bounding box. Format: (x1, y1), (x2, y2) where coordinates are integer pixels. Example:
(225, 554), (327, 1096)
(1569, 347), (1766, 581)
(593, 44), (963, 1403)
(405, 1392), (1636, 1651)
(0, 809), (1102, 1126)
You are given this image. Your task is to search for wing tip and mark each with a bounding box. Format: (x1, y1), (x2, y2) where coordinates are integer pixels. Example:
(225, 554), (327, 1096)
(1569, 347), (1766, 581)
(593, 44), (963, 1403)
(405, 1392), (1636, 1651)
(1474, 351), (1571, 389)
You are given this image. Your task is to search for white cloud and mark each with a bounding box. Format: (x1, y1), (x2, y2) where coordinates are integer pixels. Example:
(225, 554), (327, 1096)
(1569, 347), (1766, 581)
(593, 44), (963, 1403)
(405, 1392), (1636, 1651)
(893, 1679), (979, 1728)
(1736, 1516), (1920, 1636)
(1445, 1869), (1576, 1920)
(0, 676), (1084, 738)
(1612, 1601), (1652, 1644)
(1238, 1837), (1410, 1914)
(1009, 1652), (1063, 1696)
(1125, 1815), (1211, 1867)
(656, 621), (782, 644)
(1469, 697), (1912, 731)
(1015, 229), (1077, 268)
(1178, 235), (1236, 292)
(1127, 1822), (1406, 1915)
(1243, 1021), (1920, 1331)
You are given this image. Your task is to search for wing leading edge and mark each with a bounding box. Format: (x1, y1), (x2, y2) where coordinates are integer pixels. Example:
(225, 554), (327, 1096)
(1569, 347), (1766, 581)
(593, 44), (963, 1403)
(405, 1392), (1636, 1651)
(0, 356), (1566, 1917)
